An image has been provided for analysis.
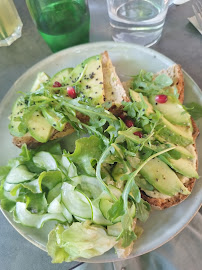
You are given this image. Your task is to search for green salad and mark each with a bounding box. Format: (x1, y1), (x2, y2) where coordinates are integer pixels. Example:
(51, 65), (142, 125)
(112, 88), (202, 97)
(0, 53), (199, 263)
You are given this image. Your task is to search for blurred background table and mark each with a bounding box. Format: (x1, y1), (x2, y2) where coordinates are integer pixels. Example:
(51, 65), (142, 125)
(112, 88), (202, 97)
(0, 0), (201, 270)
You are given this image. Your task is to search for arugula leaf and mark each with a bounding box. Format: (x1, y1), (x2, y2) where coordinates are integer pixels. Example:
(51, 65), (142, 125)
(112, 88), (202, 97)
(122, 146), (175, 212)
(118, 127), (154, 153)
(153, 74), (173, 87)
(117, 212), (137, 247)
(135, 199), (151, 222)
(96, 145), (118, 201)
(130, 182), (141, 203)
(122, 97), (149, 125)
(107, 197), (125, 222)
(132, 70), (174, 97)
(82, 123), (109, 146)
(118, 228), (137, 248)
(184, 102), (202, 120)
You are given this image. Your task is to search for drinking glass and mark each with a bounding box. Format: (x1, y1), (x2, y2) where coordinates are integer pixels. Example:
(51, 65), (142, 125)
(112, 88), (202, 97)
(106, 0), (170, 47)
(0, 0), (23, 46)
(26, 0), (90, 52)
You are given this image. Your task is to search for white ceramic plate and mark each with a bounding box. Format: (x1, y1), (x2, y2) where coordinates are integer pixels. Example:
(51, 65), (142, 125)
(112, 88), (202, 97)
(0, 42), (201, 263)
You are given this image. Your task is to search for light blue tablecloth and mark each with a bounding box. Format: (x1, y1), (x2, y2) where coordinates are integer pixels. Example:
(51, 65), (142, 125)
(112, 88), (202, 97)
(0, 1), (201, 270)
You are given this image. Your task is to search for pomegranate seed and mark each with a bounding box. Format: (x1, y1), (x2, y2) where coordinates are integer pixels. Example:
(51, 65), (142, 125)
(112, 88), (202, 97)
(67, 86), (77, 99)
(119, 113), (126, 120)
(125, 119), (134, 128)
(155, 95), (168, 104)
(53, 81), (62, 87)
(133, 131), (143, 138)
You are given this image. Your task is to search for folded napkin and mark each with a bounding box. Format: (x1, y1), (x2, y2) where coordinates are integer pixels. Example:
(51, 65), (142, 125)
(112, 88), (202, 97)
(188, 15), (202, 34)
(173, 0), (190, 4)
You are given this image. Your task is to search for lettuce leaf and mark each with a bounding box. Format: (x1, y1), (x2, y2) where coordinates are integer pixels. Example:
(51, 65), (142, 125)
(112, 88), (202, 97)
(47, 221), (117, 263)
(68, 136), (104, 176)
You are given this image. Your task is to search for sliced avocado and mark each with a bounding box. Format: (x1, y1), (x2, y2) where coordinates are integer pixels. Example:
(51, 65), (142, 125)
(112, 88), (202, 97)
(129, 91), (193, 147)
(27, 111), (53, 143)
(140, 157), (190, 196)
(130, 90), (154, 116)
(49, 67), (73, 86)
(70, 55), (104, 105)
(155, 135), (194, 159)
(111, 162), (131, 182)
(41, 107), (66, 132)
(126, 155), (141, 169)
(160, 156), (198, 178)
(30, 72), (50, 92)
(149, 95), (191, 126)
(156, 116), (193, 147)
(9, 97), (27, 137)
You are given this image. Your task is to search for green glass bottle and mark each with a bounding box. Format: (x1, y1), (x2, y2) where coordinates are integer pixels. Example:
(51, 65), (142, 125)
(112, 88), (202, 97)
(26, 0), (90, 52)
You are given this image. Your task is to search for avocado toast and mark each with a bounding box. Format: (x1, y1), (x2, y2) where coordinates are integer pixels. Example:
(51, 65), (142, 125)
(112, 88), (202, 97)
(11, 52), (128, 149)
(122, 65), (199, 209)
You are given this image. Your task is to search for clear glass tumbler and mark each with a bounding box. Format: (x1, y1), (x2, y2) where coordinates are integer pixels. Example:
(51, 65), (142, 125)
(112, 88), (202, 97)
(26, 0), (90, 52)
(0, 0), (23, 46)
(106, 0), (169, 47)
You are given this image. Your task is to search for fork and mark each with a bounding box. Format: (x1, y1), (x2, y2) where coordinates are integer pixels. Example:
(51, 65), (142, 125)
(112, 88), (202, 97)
(192, 0), (202, 29)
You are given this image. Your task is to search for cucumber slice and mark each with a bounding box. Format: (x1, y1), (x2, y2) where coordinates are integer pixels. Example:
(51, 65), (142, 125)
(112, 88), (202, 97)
(99, 199), (136, 224)
(61, 203), (73, 223)
(74, 175), (103, 199)
(61, 182), (93, 219)
(5, 165), (36, 184)
(3, 190), (19, 202)
(107, 222), (122, 237)
(49, 67), (73, 86)
(48, 195), (63, 214)
(47, 182), (62, 204)
(99, 199), (121, 223)
(4, 182), (18, 192)
(108, 185), (122, 199)
(74, 215), (86, 222)
(14, 202), (66, 228)
(92, 200), (112, 226)
(31, 72), (50, 92)
(33, 151), (57, 171)
(9, 97), (27, 137)
(47, 195), (73, 223)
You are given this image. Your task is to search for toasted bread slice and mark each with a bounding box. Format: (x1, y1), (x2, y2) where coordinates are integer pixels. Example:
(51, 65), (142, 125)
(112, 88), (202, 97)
(12, 52), (129, 148)
(12, 113), (89, 149)
(101, 51), (129, 104)
(122, 65), (199, 209)
(12, 123), (74, 149)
